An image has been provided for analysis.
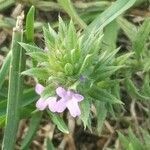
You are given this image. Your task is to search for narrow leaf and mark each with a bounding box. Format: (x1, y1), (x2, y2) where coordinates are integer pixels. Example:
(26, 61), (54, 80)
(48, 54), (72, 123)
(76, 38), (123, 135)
(125, 78), (150, 101)
(88, 85), (122, 104)
(133, 19), (150, 58)
(26, 51), (49, 62)
(95, 101), (107, 134)
(19, 42), (43, 52)
(48, 111), (69, 134)
(117, 17), (137, 41)
(25, 6), (35, 42)
(22, 68), (50, 80)
(21, 112), (42, 150)
(2, 15), (24, 150)
(85, 0), (136, 36)
(80, 99), (91, 129)
(46, 138), (55, 150)
(0, 51), (11, 89)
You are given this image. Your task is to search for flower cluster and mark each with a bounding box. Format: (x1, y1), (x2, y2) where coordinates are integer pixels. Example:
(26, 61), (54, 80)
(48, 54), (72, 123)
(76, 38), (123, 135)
(35, 84), (84, 117)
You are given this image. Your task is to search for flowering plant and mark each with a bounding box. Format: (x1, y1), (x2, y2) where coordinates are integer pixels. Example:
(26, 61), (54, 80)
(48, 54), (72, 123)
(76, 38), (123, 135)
(20, 17), (127, 133)
(1, 1), (150, 149)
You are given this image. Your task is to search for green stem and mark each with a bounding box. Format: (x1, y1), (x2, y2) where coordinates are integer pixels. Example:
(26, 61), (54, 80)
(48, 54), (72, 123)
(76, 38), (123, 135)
(2, 14), (25, 150)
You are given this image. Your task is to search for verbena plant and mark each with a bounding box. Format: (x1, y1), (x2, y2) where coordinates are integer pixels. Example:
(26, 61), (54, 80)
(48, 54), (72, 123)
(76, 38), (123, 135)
(0, 0), (149, 149)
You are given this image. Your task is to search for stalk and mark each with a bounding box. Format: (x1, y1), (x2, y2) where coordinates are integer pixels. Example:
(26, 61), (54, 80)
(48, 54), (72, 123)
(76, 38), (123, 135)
(2, 13), (25, 150)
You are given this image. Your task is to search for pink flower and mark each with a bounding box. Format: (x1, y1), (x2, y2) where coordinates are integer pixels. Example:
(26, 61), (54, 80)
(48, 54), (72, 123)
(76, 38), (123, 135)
(35, 84), (57, 111)
(55, 87), (84, 117)
(35, 84), (84, 117)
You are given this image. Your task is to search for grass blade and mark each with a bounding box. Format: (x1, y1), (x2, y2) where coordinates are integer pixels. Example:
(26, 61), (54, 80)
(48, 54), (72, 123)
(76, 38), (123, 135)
(25, 6), (35, 42)
(85, 0), (136, 35)
(117, 17), (137, 41)
(2, 13), (25, 150)
(21, 112), (42, 150)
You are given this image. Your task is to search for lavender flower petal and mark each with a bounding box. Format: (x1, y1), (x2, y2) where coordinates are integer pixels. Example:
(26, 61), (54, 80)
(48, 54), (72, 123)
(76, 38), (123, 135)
(66, 90), (73, 98)
(47, 97), (58, 112)
(73, 94), (84, 102)
(56, 87), (66, 97)
(36, 98), (48, 111)
(55, 98), (67, 113)
(66, 100), (81, 117)
(35, 83), (45, 95)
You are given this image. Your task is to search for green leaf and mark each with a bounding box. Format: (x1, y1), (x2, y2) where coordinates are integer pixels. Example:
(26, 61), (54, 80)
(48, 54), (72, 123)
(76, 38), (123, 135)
(2, 16), (25, 150)
(128, 128), (144, 150)
(26, 51), (49, 62)
(22, 68), (49, 80)
(48, 111), (69, 134)
(0, 100), (7, 116)
(43, 24), (57, 50)
(19, 42), (43, 52)
(140, 129), (150, 149)
(25, 6), (35, 42)
(46, 138), (55, 150)
(125, 78), (150, 101)
(118, 132), (129, 149)
(0, 51), (11, 89)
(67, 20), (77, 50)
(117, 17), (137, 41)
(58, 16), (67, 40)
(93, 66), (123, 81)
(95, 48), (119, 70)
(142, 74), (150, 97)
(111, 81), (120, 100)
(80, 99), (91, 129)
(82, 33), (98, 55)
(85, 0), (136, 36)
(95, 101), (107, 134)
(71, 49), (80, 64)
(88, 85), (122, 104)
(115, 52), (134, 65)
(132, 18), (150, 58)
(102, 20), (119, 51)
(0, 0), (15, 11)
(143, 58), (150, 72)
(128, 143), (134, 150)
(0, 88), (38, 118)
(0, 115), (5, 127)
(21, 112), (42, 150)
(79, 54), (93, 74)
(21, 88), (38, 107)
(64, 63), (74, 75)
(89, 34), (103, 55)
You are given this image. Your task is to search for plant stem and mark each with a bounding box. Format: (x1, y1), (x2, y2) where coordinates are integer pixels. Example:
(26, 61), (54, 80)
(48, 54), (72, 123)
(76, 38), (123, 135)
(2, 13), (25, 150)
